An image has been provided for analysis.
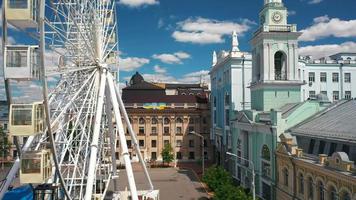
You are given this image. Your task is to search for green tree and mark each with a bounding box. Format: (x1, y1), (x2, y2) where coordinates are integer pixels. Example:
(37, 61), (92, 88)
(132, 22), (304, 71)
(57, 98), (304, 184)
(160, 143), (174, 165)
(0, 126), (11, 167)
(202, 165), (232, 192)
(214, 184), (253, 200)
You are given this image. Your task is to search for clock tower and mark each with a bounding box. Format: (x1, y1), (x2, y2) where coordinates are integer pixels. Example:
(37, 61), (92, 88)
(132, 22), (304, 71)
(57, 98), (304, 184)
(250, 0), (303, 111)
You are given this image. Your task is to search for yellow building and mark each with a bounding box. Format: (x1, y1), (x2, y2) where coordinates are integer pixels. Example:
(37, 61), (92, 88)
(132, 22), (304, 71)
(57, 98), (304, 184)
(116, 72), (212, 164)
(276, 133), (356, 200)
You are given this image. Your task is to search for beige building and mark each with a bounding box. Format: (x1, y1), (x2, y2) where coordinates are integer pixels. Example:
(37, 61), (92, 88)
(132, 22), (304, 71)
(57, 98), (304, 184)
(117, 72), (212, 163)
(276, 133), (356, 200)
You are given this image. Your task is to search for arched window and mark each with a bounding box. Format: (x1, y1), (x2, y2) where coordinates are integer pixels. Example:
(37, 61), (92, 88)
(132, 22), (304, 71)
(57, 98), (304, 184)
(262, 145), (271, 161)
(328, 186), (337, 200)
(151, 118), (158, 125)
(139, 118), (145, 125)
(283, 168), (289, 186)
(341, 191), (351, 200)
(164, 117), (170, 125)
(274, 51), (287, 80)
(176, 117), (183, 124)
(317, 181), (325, 200)
(308, 177), (314, 199)
(298, 173), (304, 194)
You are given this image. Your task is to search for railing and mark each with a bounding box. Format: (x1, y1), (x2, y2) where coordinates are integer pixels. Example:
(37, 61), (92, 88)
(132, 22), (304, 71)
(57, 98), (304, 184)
(254, 24), (297, 35)
(275, 72), (287, 80)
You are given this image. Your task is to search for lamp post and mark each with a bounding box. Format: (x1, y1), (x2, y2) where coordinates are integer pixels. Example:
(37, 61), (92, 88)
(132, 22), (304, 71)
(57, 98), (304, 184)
(226, 151), (255, 200)
(190, 131), (205, 175)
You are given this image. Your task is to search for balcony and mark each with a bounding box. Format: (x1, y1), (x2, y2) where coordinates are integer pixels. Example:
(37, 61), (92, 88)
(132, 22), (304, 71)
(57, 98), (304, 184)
(275, 72), (287, 81)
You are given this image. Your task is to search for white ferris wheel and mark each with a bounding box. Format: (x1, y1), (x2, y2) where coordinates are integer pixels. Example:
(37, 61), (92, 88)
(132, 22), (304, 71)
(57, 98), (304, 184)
(0, 0), (157, 200)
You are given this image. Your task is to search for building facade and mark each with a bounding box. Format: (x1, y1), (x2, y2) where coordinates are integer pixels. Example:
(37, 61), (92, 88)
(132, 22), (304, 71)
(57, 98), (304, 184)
(210, 31), (252, 167)
(118, 72), (212, 164)
(276, 133), (356, 200)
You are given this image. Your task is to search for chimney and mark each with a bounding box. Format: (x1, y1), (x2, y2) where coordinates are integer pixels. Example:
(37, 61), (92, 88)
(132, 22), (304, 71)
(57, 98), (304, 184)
(319, 154), (328, 165)
(295, 148), (303, 157)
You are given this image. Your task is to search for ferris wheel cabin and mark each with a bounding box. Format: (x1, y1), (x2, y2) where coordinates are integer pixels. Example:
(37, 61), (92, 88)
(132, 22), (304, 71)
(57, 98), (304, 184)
(4, 45), (41, 80)
(20, 150), (52, 184)
(9, 102), (45, 136)
(4, 0), (38, 28)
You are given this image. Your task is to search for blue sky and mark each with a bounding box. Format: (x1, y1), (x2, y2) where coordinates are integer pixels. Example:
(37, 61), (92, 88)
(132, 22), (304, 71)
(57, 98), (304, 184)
(1, 0), (356, 102)
(117, 0), (356, 83)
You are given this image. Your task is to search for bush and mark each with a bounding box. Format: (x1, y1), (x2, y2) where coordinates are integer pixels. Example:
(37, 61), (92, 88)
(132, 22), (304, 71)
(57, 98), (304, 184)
(214, 184), (253, 200)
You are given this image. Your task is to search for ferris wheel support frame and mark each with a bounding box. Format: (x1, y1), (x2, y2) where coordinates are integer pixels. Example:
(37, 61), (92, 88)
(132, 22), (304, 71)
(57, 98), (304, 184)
(113, 75), (154, 191)
(106, 72), (139, 200)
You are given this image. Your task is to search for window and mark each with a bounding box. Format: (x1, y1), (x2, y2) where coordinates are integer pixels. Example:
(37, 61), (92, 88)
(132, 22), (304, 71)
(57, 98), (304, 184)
(6, 50), (27, 68)
(329, 186), (337, 200)
(332, 73), (339, 82)
(126, 140), (132, 148)
(151, 140), (156, 148)
(341, 192), (351, 200)
(188, 126), (194, 133)
(225, 109), (229, 126)
(204, 139), (207, 147)
(318, 141), (326, 154)
(203, 117), (207, 124)
(139, 118), (145, 125)
(320, 72), (327, 82)
(344, 73), (351, 83)
(189, 152), (195, 160)
(333, 91), (339, 101)
(262, 145), (271, 178)
(299, 173), (304, 194)
(342, 144), (350, 154)
(189, 140), (194, 147)
(176, 127), (182, 134)
(329, 143), (337, 156)
(283, 168), (289, 186)
(151, 127), (157, 135)
(11, 105), (32, 125)
(164, 127), (170, 135)
(213, 96), (217, 108)
(225, 93), (230, 106)
(176, 140), (182, 147)
(189, 118), (194, 124)
(164, 118), (170, 125)
(8, 0), (29, 8)
(164, 140), (169, 146)
(176, 117), (183, 124)
(321, 91), (327, 96)
(345, 91), (351, 100)
(151, 152), (157, 160)
(3, 123), (8, 130)
(151, 118), (158, 124)
(274, 51), (287, 80)
(317, 181), (325, 200)
(309, 91), (316, 99)
(115, 152), (120, 159)
(309, 72), (315, 82)
(176, 152), (182, 159)
(139, 140), (144, 147)
(308, 139), (315, 154)
(214, 110), (217, 124)
(139, 127), (145, 135)
(13, 150), (18, 158)
(308, 177), (314, 199)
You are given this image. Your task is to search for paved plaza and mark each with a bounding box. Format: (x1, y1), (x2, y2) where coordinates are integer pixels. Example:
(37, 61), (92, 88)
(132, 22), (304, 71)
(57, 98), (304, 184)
(109, 166), (209, 200)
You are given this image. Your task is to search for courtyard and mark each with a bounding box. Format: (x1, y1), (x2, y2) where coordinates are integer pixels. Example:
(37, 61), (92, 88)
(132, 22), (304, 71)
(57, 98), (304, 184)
(108, 166), (209, 200)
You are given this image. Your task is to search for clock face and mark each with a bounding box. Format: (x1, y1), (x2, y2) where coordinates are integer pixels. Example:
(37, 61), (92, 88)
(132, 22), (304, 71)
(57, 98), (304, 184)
(272, 11), (283, 23)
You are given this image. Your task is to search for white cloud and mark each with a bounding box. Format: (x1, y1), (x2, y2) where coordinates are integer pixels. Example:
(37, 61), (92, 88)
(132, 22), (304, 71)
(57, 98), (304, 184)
(300, 17), (356, 42)
(308, 0), (323, 4)
(152, 51), (191, 64)
(126, 70), (210, 84)
(172, 17), (254, 44)
(118, 0), (159, 8)
(288, 10), (297, 16)
(153, 65), (167, 74)
(299, 41), (356, 59)
(119, 57), (150, 72)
